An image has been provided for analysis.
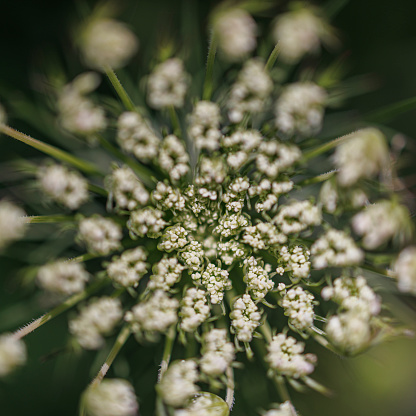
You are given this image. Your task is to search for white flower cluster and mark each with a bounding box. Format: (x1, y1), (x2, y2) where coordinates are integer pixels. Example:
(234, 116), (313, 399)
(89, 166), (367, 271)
(188, 101), (222, 151)
(274, 200), (321, 234)
(243, 222), (287, 251)
(323, 276), (381, 354)
(78, 216), (122, 255)
(175, 394), (227, 416)
(193, 263), (231, 304)
(214, 213), (249, 237)
(200, 328), (235, 377)
(159, 224), (189, 251)
(264, 401), (298, 416)
(125, 290), (179, 334)
(256, 141), (302, 178)
(334, 128), (389, 187)
(222, 129), (262, 170)
(58, 72), (106, 137)
(195, 157), (226, 185)
(0, 334), (27, 377)
(249, 179), (294, 213)
(128, 207), (166, 238)
(274, 8), (326, 63)
(181, 241), (205, 271)
(107, 247), (147, 287)
(80, 18), (138, 70)
(217, 240), (245, 266)
(83, 379), (138, 416)
(69, 297), (122, 349)
(277, 246), (311, 280)
(159, 135), (190, 181)
(275, 82), (327, 136)
(227, 59), (272, 123)
(311, 229), (364, 269)
(222, 177), (250, 212)
(117, 111), (160, 161)
(158, 360), (199, 408)
(152, 182), (186, 211)
(281, 287), (315, 331)
(107, 166), (149, 211)
(243, 256), (274, 300)
(394, 246), (416, 294)
(230, 294), (262, 342)
(215, 9), (257, 61)
(38, 164), (88, 209)
(147, 58), (188, 109)
(37, 260), (89, 295)
(180, 288), (210, 332)
(148, 257), (184, 291)
(266, 333), (316, 378)
(352, 200), (410, 249)
(0, 200), (26, 249)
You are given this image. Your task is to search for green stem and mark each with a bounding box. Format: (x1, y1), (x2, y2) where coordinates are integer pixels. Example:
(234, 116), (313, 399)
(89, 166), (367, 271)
(225, 366), (235, 410)
(0, 124), (103, 176)
(203, 31), (218, 101)
(302, 133), (351, 161)
(168, 106), (181, 137)
(13, 278), (109, 340)
(296, 170), (336, 187)
(274, 375), (291, 403)
(265, 43), (280, 72)
(105, 68), (136, 112)
(88, 183), (108, 197)
(91, 325), (132, 386)
(26, 215), (76, 224)
(259, 321), (273, 343)
(96, 135), (155, 188)
(159, 326), (176, 381)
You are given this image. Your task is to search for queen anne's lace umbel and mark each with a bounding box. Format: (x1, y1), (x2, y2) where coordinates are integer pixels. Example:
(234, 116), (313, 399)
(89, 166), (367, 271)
(0, 3), (413, 416)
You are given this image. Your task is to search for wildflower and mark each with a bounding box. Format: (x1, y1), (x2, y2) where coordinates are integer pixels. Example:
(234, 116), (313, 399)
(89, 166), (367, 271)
(78, 216), (122, 255)
(181, 241), (205, 271)
(394, 246), (416, 294)
(38, 164), (89, 209)
(200, 328), (235, 376)
(158, 224), (189, 251)
(148, 257), (185, 291)
(37, 260), (89, 295)
(0, 334), (26, 377)
(281, 287), (315, 331)
(125, 290), (179, 334)
(175, 393), (229, 416)
(159, 135), (190, 181)
(275, 82), (327, 136)
(106, 166), (149, 211)
(147, 58), (189, 109)
(264, 401), (298, 416)
(0, 200), (26, 249)
(334, 128), (390, 187)
(227, 59), (272, 123)
(69, 297), (123, 349)
(266, 333), (316, 378)
(193, 263), (231, 304)
(188, 101), (222, 151)
(83, 379), (139, 416)
(230, 294), (262, 342)
(158, 360), (199, 408)
(117, 112), (160, 161)
(127, 207), (166, 238)
(278, 245), (311, 279)
(152, 182), (186, 211)
(107, 247), (148, 287)
(215, 8), (257, 61)
(80, 18), (139, 70)
(180, 288), (210, 332)
(352, 200), (411, 249)
(274, 8), (328, 63)
(249, 179), (294, 213)
(243, 256), (274, 300)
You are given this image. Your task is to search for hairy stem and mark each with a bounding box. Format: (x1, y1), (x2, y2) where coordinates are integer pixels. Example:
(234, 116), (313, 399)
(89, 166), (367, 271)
(105, 68), (136, 112)
(13, 278), (109, 340)
(159, 326), (176, 381)
(225, 366), (235, 410)
(203, 31), (218, 101)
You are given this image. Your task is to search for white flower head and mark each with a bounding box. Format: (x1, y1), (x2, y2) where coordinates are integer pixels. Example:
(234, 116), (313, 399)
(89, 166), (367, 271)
(159, 135), (190, 181)
(394, 246), (416, 294)
(37, 260), (89, 295)
(0, 200), (26, 249)
(158, 360), (200, 408)
(128, 207), (167, 239)
(148, 58), (189, 109)
(38, 164), (89, 209)
(83, 378), (139, 416)
(180, 288), (210, 332)
(0, 334), (27, 377)
(230, 294), (262, 342)
(281, 286), (315, 331)
(334, 128), (389, 187)
(80, 18), (139, 70)
(78, 216), (122, 255)
(215, 8), (257, 61)
(264, 401), (298, 416)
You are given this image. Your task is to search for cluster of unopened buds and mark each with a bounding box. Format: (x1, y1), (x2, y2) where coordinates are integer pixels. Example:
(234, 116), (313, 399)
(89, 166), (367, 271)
(0, 2), (415, 416)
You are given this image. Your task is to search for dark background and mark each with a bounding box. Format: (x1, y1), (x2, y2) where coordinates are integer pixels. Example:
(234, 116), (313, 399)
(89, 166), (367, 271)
(1, 1), (416, 415)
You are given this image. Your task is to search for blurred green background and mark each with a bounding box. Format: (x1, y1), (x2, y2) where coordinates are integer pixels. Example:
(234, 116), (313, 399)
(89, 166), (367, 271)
(1, 0), (416, 415)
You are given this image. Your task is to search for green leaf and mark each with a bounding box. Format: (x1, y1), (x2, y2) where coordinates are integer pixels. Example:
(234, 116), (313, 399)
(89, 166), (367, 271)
(365, 96), (416, 123)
